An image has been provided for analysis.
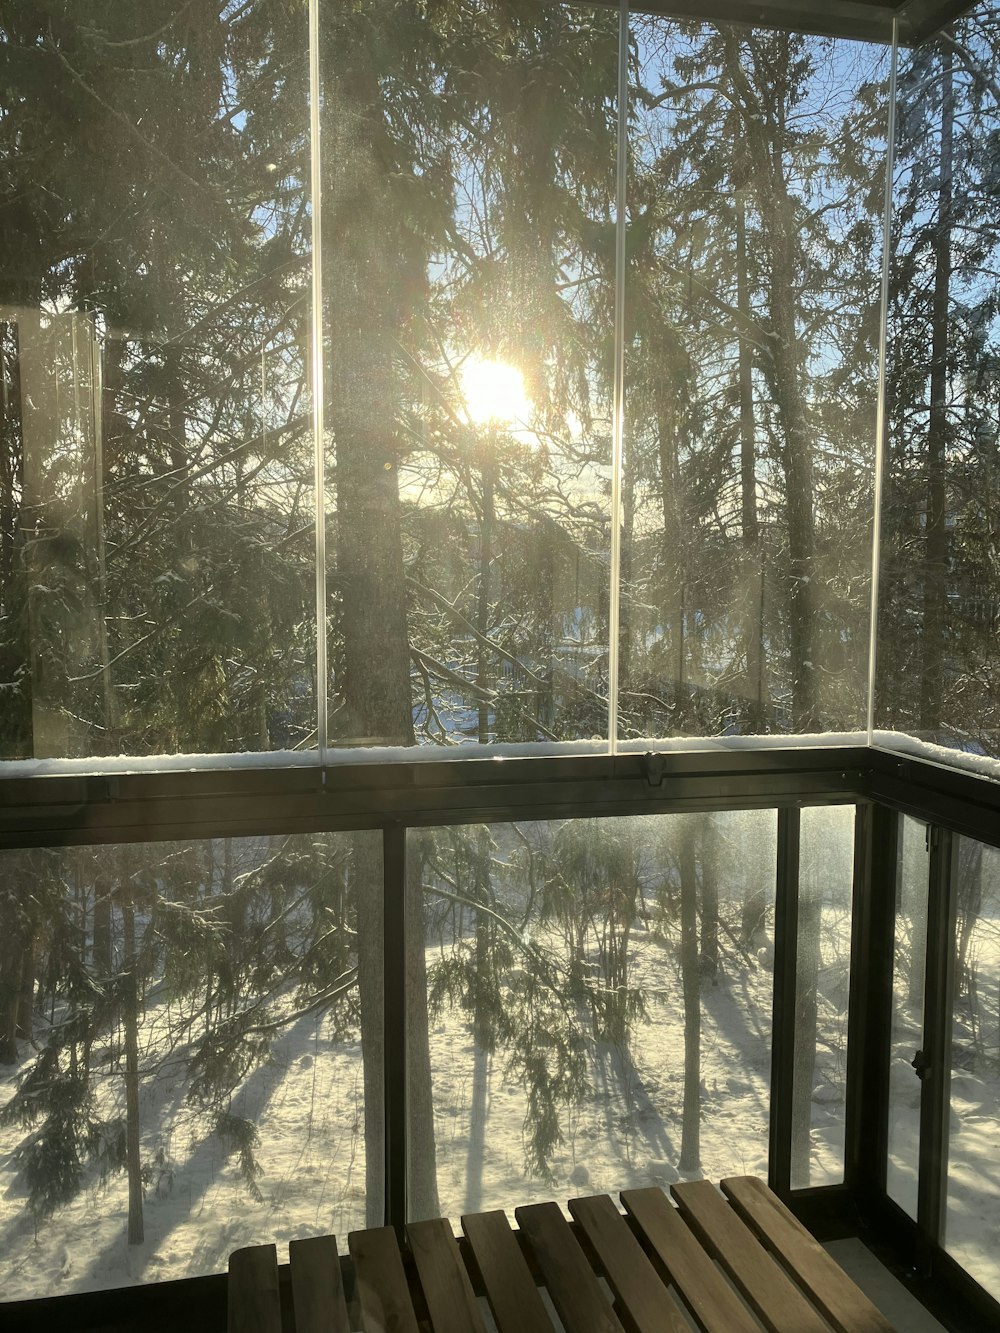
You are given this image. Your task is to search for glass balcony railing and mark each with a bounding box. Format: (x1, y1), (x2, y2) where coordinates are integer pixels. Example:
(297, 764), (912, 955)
(3, 0), (1000, 1328)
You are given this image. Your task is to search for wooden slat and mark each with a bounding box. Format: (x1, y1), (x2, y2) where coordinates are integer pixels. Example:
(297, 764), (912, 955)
(620, 1187), (760, 1333)
(348, 1225), (420, 1333)
(289, 1234), (350, 1333)
(567, 1193), (689, 1333)
(227, 1243), (282, 1333)
(721, 1176), (897, 1333)
(514, 1201), (624, 1333)
(408, 1216), (488, 1333)
(461, 1209), (554, 1333)
(672, 1181), (830, 1333)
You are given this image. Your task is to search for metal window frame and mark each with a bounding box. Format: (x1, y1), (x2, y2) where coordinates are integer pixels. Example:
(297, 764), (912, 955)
(586, 0), (972, 45)
(383, 823), (408, 1232)
(846, 800), (898, 1201)
(769, 806), (800, 1198)
(3, 741), (1000, 1329)
(0, 746), (869, 849)
(850, 797), (1000, 1333)
(5, 741), (1000, 853)
(916, 823), (957, 1264)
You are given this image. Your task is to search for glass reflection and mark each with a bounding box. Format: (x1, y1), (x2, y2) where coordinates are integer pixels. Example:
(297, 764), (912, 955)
(0, 832), (379, 1298)
(622, 20), (889, 741)
(879, 1), (1000, 767)
(319, 1), (618, 748)
(0, 0), (315, 759)
(409, 811), (777, 1221)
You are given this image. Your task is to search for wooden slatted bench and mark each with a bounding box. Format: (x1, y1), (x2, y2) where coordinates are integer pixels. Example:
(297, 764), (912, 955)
(227, 1175), (898, 1333)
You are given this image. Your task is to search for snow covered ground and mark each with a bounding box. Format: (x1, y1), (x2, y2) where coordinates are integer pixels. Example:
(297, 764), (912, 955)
(0, 921), (838, 1300)
(1, 816), (998, 1311)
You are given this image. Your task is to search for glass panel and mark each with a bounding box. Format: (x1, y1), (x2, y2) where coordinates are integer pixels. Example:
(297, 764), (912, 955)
(622, 19), (889, 741)
(408, 810), (777, 1221)
(791, 805), (855, 1189)
(0, 1), (316, 760)
(319, 1), (617, 749)
(878, 2), (1000, 771)
(887, 815), (929, 1217)
(0, 832), (380, 1298)
(945, 836), (1000, 1302)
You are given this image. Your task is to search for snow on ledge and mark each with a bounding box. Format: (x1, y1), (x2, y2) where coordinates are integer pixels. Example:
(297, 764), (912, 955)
(0, 731), (880, 781)
(0, 738), (609, 779)
(3, 730), (996, 784)
(871, 730), (1000, 785)
(617, 730), (869, 754)
(0, 747), (323, 779)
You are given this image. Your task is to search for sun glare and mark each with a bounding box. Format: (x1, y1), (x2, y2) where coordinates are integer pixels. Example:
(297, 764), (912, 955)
(459, 356), (531, 427)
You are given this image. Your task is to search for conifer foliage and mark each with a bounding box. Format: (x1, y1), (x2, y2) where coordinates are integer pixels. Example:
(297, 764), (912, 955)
(3, 0), (1000, 1289)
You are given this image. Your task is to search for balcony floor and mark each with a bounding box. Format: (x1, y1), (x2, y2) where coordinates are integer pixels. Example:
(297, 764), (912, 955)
(823, 1240), (947, 1332)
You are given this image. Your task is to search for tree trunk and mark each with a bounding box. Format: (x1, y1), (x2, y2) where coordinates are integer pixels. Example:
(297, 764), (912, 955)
(699, 817), (719, 984)
(678, 819), (701, 1174)
(355, 833), (385, 1225)
(15, 933), (33, 1041)
(728, 35), (817, 733)
(769, 246), (817, 733)
(920, 51), (954, 736)
(736, 197), (766, 732)
(657, 396), (686, 729)
(17, 309), (70, 757)
(1, 303), (38, 757)
(122, 896), (144, 1246)
(907, 830), (928, 1008)
(93, 875), (113, 976)
(335, 424), (413, 744)
(325, 61), (415, 750)
(0, 320), (19, 601)
(92, 325), (118, 751)
(791, 873), (821, 1187)
(741, 820), (768, 949)
(406, 847), (439, 1221)
(0, 318), (31, 755)
(323, 49), (423, 1225)
(619, 431), (636, 697)
(956, 838), (982, 1008)
(0, 933), (22, 1064)
(477, 453), (494, 744)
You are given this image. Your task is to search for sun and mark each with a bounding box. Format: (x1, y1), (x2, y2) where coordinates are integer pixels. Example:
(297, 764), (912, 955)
(459, 355), (531, 427)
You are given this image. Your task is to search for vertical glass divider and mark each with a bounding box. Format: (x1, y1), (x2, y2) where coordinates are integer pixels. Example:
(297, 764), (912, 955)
(308, 0), (329, 760)
(845, 802), (896, 1197)
(607, 0), (629, 756)
(770, 806), (800, 1196)
(866, 19), (899, 746)
(858, 799), (906, 1199)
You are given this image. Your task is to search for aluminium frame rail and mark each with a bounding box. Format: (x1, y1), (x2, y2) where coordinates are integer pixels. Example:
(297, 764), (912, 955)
(2, 742), (1000, 1331)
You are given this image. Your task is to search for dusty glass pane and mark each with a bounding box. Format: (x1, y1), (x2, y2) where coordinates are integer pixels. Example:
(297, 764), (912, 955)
(791, 805), (855, 1189)
(621, 19), (888, 741)
(0, 832), (379, 1299)
(878, 2), (1000, 769)
(945, 836), (1000, 1302)
(887, 815), (929, 1218)
(0, 1), (316, 760)
(318, 1), (617, 749)
(408, 810), (777, 1221)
